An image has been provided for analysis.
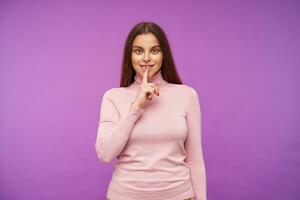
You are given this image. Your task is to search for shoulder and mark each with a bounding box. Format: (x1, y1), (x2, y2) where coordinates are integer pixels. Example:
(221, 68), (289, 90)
(102, 87), (126, 99)
(175, 84), (199, 98)
(99, 87), (126, 110)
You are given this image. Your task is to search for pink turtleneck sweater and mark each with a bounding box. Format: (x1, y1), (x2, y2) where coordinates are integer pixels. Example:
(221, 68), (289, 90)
(95, 70), (207, 200)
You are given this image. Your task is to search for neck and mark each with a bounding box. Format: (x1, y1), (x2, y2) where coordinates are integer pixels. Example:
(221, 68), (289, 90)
(133, 70), (168, 87)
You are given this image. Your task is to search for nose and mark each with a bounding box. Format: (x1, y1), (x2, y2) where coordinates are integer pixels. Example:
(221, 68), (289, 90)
(143, 52), (151, 62)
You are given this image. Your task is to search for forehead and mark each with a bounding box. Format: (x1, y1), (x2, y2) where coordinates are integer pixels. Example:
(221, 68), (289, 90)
(132, 33), (160, 47)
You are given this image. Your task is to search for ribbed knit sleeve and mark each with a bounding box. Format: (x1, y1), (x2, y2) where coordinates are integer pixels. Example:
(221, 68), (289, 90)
(95, 90), (145, 163)
(185, 88), (207, 200)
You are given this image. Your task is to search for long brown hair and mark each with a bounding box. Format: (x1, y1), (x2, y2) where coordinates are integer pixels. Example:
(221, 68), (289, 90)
(120, 21), (183, 87)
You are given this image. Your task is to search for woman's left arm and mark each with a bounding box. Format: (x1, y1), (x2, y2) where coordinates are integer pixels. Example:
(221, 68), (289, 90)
(185, 88), (207, 200)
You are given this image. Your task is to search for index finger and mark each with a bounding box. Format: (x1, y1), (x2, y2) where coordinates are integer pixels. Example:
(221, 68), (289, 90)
(142, 66), (148, 85)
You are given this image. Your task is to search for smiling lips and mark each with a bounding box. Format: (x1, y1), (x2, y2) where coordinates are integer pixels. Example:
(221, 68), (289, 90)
(140, 64), (154, 69)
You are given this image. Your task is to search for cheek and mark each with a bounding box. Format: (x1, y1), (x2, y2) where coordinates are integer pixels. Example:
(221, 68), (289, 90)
(132, 54), (142, 64)
(154, 54), (163, 63)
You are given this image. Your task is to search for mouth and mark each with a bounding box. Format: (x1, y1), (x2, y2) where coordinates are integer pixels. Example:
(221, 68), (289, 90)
(140, 64), (154, 69)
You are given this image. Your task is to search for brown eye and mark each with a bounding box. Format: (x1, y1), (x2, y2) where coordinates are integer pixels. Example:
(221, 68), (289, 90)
(134, 49), (142, 54)
(152, 48), (160, 54)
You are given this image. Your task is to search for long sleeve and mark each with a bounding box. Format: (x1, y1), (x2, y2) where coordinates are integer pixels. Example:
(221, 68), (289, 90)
(95, 90), (145, 163)
(184, 88), (207, 200)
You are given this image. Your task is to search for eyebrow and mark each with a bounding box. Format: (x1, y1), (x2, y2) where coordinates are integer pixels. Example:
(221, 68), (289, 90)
(132, 45), (161, 49)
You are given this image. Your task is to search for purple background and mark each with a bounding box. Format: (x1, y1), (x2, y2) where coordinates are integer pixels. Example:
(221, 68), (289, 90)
(1, 0), (299, 200)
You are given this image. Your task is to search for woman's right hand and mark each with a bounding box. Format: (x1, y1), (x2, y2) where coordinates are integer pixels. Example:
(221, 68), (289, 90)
(131, 66), (160, 110)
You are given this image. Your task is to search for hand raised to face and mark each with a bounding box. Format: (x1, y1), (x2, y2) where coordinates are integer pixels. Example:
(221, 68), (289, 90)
(130, 66), (160, 110)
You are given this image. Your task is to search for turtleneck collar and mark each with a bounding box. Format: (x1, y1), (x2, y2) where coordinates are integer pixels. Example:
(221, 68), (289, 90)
(132, 70), (168, 87)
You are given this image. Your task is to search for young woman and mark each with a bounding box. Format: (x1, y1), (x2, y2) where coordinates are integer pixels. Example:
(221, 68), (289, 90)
(95, 21), (207, 200)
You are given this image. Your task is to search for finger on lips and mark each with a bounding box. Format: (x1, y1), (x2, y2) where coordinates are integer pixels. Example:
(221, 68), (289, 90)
(142, 66), (160, 97)
(142, 66), (148, 85)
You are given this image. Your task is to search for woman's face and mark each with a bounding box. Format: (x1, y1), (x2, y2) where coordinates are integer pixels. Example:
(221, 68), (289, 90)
(131, 33), (163, 80)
